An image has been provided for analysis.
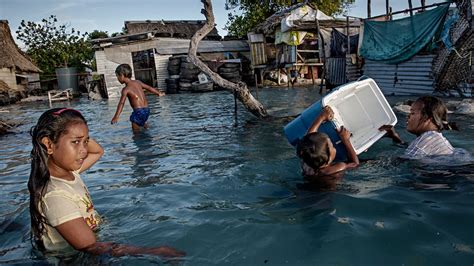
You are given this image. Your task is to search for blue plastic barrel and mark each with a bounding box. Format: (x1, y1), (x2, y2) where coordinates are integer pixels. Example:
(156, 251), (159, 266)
(284, 96), (348, 162)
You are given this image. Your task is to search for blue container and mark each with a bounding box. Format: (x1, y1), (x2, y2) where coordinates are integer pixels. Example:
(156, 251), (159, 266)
(284, 98), (348, 162)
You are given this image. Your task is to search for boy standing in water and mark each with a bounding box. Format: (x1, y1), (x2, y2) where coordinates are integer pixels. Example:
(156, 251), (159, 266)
(111, 64), (165, 131)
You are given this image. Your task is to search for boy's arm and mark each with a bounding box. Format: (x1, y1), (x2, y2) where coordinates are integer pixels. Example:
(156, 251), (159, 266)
(79, 138), (104, 173)
(339, 126), (359, 167)
(307, 106), (334, 134)
(140, 81), (165, 96)
(111, 89), (128, 124)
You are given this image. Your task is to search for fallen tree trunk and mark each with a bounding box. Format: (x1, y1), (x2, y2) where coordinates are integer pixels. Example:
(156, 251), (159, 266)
(188, 0), (269, 119)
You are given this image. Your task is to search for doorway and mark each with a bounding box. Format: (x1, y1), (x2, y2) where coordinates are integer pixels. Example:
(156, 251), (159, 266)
(132, 49), (157, 87)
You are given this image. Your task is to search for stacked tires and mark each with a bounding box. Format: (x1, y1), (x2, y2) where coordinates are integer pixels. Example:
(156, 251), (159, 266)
(165, 75), (179, 94)
(240, 58), (255, 85)
(179, 57), (200, 92)
(165, 56), (181, 94)
(218, 62), (241, 84)
(166, 55), (215, 93)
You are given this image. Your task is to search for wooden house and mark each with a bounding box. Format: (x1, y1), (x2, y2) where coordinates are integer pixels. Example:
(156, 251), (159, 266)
(250, 3), (361, 89)
(0, 20), (41, 104)
(92, 20), (250, 97)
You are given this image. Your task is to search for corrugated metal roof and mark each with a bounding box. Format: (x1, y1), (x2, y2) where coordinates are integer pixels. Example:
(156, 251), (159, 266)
(155, 38), (249, 54)
(363, 55), (435, 95)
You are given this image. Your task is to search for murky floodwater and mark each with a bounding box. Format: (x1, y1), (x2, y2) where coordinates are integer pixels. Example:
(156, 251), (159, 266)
(1, 88), (473, 265)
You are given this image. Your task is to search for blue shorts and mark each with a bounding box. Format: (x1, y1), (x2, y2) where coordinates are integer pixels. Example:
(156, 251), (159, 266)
(130, 107), (150, 127)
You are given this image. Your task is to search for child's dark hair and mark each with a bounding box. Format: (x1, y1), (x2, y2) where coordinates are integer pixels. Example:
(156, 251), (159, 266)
(296, 132), (331, 172)
(115, 64), (132, 78)
(28, 108), (86, 247)
(415, 96), (459, 131)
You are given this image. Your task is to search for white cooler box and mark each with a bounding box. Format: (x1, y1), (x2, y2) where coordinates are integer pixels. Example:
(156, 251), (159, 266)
(284, 77), (397, 161)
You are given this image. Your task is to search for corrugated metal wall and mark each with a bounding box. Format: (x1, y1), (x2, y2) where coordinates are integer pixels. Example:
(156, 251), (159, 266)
(346, 55), (362, 82)
(95, 50), (126, 98)
(154, 54), (170, 90)
(363, 55), (435, 95)
(325, 57), (346, 85)
(249, 42), (267, 66)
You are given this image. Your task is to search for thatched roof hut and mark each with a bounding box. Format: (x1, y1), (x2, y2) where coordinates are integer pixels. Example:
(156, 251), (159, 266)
(0, 20), (41, 73)
(125, 20), (220, 40)
(0, 79), (11, 92)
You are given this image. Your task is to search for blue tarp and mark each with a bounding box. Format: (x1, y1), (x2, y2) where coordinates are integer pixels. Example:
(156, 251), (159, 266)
(359, 3), (450, 64)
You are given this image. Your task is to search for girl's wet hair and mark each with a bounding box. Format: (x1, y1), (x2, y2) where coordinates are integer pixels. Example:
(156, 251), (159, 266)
(296, 132), (331, 172)
(415, 96), (458, 131)
(28, 108), (86, 247)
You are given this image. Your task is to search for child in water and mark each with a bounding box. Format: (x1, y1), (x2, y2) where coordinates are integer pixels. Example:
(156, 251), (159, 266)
(379, 96), (458, 159)
(29, 108), (184, 257)
(111, 64), (165, 132)
(297, 106), (359, 178)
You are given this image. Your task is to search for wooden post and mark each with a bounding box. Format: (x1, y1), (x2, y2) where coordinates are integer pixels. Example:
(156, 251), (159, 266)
(233, 88), (238, 127)
(408, 0), (413, 16)
(319, 65), (325, 94)
(255, 69), (259, 99)
(287, 67), (291, 88)
(346, 16), (350, 55)
(420, 0), (426, 11)
(386, 0), (390, 17)
(367, 0), (372, 18)
(316, 17), (325, 94)
(277, 69), (281, 85)
(254, 72), (258, 89)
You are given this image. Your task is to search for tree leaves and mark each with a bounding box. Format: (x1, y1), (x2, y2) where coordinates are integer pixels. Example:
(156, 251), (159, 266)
(16, 15), (94, 78)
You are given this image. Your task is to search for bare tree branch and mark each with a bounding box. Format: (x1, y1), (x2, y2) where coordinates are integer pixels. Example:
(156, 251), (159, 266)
(188, 0), (269, 119)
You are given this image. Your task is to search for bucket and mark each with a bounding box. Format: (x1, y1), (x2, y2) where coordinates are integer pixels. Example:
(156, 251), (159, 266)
(55, 67), (79, 95)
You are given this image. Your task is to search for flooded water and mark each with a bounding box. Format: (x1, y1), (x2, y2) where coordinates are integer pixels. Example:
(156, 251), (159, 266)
(1, 88), (473, 265)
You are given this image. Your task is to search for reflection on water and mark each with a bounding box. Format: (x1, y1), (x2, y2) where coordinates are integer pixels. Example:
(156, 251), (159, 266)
(0, 89), (473, 264)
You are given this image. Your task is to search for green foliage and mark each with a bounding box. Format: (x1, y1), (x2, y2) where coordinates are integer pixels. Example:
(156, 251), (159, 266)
(110, 26), (128, 37)
(225, 0), (354, 37)
(16, 15), (94, 78)
(88, 30), (109, 40)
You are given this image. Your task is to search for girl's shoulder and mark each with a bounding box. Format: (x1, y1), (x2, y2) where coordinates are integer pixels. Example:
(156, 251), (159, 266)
(46, 172), (85, 193)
